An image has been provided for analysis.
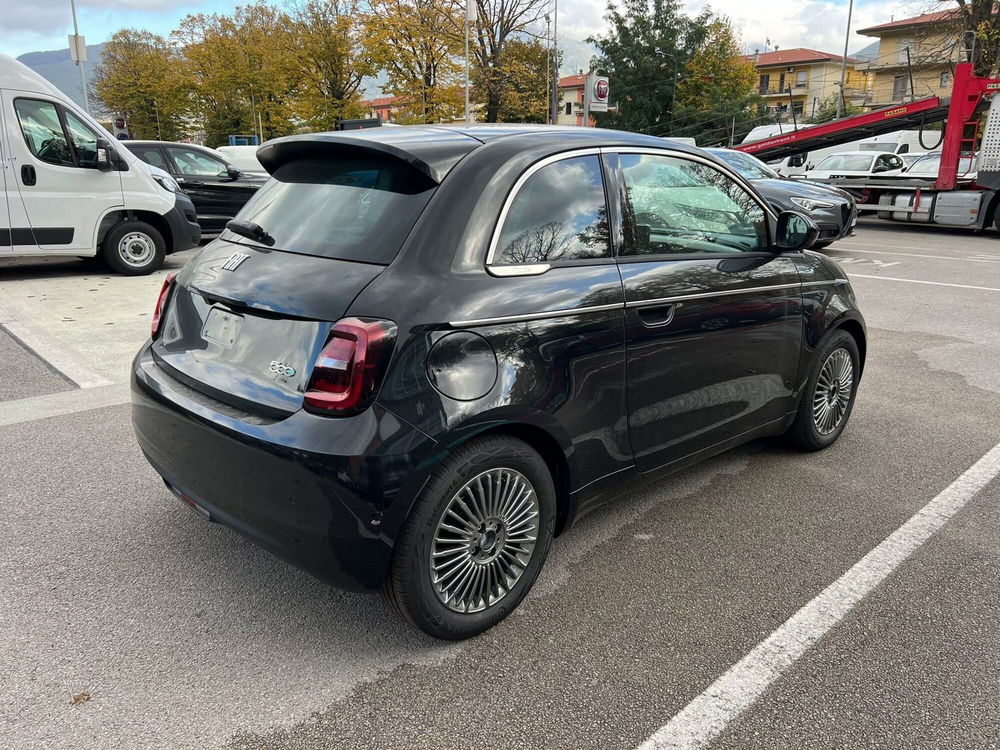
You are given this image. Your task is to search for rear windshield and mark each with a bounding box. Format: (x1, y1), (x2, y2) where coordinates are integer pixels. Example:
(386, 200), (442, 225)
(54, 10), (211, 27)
(223, 154), (436, 264)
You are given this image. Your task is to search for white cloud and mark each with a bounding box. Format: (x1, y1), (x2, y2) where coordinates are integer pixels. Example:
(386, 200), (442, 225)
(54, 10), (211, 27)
(557, 0), (921, 57)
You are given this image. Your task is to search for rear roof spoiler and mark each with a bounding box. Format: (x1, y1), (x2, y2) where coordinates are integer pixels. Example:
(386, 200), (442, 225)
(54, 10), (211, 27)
(257, 128), (481, 184)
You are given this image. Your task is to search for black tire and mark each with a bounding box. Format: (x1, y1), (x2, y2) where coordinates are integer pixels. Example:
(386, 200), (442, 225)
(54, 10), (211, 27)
(786, 329), (860, 451)
(811, 240), (834, 250)
(100, 220), (165, 276)
(382, 435), (556, 640)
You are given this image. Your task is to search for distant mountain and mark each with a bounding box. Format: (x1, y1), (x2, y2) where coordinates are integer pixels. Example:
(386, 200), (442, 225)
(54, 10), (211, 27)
(17, 45), (106, 113)
(851, 40), (880, 62)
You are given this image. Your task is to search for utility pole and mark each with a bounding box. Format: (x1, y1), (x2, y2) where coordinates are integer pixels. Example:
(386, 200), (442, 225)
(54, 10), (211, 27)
(837, 0), (855, 118)
(550, 0), (559, 126)
(68, 0), (90, 113)
(465, 0), (476, 123)
(545, 14), (551, 123)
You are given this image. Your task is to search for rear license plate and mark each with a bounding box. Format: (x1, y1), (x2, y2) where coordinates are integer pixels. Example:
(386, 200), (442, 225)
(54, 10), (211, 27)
(202, 307), (244, 348)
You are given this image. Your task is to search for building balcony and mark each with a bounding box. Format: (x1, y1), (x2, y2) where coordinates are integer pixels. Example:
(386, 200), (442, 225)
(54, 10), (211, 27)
(758, 84), (808, 96)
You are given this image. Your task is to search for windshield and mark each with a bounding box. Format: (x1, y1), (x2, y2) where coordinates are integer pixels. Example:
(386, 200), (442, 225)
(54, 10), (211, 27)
(708, 149), (778, 180)
(815, 154), (873, 171)
(907, 153), (977, 176)
(222, 154), (436, 264)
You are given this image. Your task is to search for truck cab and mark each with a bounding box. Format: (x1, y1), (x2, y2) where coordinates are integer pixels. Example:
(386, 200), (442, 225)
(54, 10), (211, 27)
(0, 54), (200, 274)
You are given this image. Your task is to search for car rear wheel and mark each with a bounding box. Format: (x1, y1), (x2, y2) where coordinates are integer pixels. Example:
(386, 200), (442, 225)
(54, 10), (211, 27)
(786, 329), (860, 451)
(382, 435), (555, 640)
(101, 220), (165, 276)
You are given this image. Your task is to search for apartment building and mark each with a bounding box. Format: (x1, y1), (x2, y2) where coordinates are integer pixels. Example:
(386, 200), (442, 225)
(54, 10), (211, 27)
(746, 48), (869, 121)
(857, 9), (967, 105)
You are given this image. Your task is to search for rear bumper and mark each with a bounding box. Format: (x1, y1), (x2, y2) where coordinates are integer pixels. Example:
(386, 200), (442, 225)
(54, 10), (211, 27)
(130, 345), (439, 591)
(164, 194), (201, 253)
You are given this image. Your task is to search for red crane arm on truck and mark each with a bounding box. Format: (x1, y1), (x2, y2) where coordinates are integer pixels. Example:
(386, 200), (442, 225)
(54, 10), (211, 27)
(734, 63), (1000, 191)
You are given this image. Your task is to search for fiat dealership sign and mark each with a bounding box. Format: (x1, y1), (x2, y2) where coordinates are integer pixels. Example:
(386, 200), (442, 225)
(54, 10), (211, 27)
(588, 75), (610, 112)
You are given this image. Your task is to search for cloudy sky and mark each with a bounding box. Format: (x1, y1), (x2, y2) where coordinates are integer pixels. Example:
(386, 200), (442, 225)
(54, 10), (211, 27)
(1, 0), (927, 59)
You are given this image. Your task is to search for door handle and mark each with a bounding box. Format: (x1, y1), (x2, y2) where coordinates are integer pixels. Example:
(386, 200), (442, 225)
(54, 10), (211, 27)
(21, 164), (36, 186)
(636, 303), (675, 327)
(184, 180), (204, 187)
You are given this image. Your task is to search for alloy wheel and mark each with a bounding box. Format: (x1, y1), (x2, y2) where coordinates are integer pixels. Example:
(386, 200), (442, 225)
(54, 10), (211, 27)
(430, 468), (539, 614)
(812, 348), (854, 435)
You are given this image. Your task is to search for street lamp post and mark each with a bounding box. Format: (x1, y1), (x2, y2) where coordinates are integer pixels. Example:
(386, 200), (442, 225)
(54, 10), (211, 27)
(837, 0), (855, 118)
(550, 0), (559, 126)
(68, 0), (90, 113)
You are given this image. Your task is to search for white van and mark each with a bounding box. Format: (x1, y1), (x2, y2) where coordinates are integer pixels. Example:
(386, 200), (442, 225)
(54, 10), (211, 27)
(1, 54), (200, 274)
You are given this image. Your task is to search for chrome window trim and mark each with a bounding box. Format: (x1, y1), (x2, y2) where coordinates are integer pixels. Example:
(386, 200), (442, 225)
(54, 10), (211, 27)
(482, 144), (801, 278)
(485, 147), (606, 275)
(450, 302), (622, 328)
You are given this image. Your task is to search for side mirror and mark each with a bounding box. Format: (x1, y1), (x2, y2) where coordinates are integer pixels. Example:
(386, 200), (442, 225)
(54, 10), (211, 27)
(94, 138), (113, 172)
(226, 166), (241, 180)
(774, 211), (819, 251)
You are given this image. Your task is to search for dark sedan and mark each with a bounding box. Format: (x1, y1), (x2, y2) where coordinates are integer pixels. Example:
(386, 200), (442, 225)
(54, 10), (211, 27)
(132, 126), (866, 639)
(708, 147), (857, 249)
(124, 141), (266, 235)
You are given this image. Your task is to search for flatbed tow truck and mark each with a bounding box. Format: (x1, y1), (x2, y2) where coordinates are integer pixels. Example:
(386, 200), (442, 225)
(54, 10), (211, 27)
(735, 62), (1000, 231)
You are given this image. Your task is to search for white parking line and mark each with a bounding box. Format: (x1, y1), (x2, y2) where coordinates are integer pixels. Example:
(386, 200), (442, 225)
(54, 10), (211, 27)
(637, 440), (1000, 750)
(847, 274), (1000, 292)
(0, 320), (112, 388)
(832, 246), (1000, 263)
(0, 383), (130, 427)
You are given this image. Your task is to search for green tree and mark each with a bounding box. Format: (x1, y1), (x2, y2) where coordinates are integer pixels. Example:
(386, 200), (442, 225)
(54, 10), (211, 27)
(671, 18), (764, 144)
(367, 0), (465, 123)
(470, 0), (549, 122)
(175, 3), (298, 146)
(93, 30), (192, 140)
(587, 0), (709, 134)
(473, 37), (552, 122)
(808, 95), (863, 124)
(290, 0), (375, 130)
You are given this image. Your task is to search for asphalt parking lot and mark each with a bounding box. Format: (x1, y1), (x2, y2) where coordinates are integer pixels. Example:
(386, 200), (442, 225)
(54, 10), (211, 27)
(2, 218), (999, 750)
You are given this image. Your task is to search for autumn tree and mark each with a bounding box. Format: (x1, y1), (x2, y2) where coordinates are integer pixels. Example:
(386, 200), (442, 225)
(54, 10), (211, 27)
(671, 18), (763, 143)
(588, 0), (709, 134)
(290, 0), (375, 130)
(473, 37), (552, 122)
(470, 0), (549, 122)
(93, 30), (191, 140)
(174, 3), (298, 146)
(368, 0), (465, 123)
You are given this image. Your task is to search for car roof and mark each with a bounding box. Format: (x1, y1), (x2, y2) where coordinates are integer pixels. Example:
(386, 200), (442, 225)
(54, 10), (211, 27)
(258, 125), (704, 184)
(819, 151), (880, 158)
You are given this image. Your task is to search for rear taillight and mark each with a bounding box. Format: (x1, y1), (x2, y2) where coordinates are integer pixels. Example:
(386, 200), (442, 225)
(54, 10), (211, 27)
(304, 318), (397, 416)
(151, 272), (177, 340)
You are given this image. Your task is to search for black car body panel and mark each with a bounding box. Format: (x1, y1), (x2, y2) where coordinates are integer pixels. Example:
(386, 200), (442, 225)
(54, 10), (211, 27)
(132, 125), (867, 592)
(125, 141), (266, 234)
(707, 148), (857, 246)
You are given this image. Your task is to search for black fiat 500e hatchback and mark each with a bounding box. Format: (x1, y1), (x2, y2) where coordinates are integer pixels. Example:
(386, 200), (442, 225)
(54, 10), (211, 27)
(132, 125), (866, 639)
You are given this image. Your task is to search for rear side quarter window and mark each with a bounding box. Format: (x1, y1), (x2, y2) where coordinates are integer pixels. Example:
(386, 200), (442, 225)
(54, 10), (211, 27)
(491, 155), (612, 268)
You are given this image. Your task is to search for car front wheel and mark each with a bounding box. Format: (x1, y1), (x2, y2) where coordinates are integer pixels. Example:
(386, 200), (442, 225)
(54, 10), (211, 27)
(382, 435), (555, 640)
(101, 220), (166, 276)
(786, 329), (860, 450)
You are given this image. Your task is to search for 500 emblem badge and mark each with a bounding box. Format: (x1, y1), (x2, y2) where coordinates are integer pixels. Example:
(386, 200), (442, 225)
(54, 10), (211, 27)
(269, 361), (297, 378)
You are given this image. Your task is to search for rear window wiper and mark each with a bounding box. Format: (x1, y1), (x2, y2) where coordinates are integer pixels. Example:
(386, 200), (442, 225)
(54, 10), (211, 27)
(226, 219), (275, 246)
